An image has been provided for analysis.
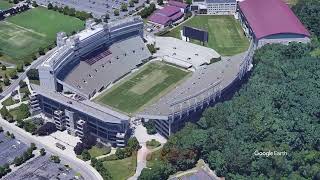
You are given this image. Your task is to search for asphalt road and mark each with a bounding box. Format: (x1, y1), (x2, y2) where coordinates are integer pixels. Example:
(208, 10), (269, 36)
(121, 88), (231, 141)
(0, 118), (103, 180)
(0, 48), (57, 100)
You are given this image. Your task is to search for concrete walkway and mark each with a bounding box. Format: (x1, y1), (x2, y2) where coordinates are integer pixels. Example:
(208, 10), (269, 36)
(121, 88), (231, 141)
(128, 144), (150, 180)
(5, 101), (29, 110)
(128, 124), (166, 180)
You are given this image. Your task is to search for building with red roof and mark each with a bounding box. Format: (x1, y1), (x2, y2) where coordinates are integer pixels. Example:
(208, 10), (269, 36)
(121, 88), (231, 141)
(238, 0), (310, 48)
(148, 5), (184, 27)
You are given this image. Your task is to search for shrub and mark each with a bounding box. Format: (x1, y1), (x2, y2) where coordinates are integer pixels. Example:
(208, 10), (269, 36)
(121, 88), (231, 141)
(19, 80), (27, 88)
(3, 77), (10, 86)
(147, 44), (157, 54)
(142, 120), (157, 135)
(48, 3), (53, 9)
(26, 68), (39, 80)
(38, 47), (45, 55)
(146, 139), (161, 148)
(40, 148), (46, 156)
(50, 155), (61, 163)
(36, 122), (57, 136)
(17, 64), (24, 72)
(81, 149), (91, 161)
(32, 1), (38, 7)
(114, 9), (120, 16)
(74, 142), (85, 155)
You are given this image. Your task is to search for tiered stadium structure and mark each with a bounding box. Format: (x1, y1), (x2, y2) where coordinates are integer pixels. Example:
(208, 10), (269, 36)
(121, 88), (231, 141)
(137, 41), (255, 137)
(30, 15), (256, 145)
(31, 17), (150, 147)
(30, 1), (310, 144)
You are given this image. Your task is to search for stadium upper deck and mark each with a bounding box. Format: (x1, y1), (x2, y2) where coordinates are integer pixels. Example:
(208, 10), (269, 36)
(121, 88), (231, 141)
(39, 17), (145, 97)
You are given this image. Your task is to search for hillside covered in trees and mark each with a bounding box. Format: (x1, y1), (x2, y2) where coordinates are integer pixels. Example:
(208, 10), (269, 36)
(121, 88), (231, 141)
(139, 1), (320, 179)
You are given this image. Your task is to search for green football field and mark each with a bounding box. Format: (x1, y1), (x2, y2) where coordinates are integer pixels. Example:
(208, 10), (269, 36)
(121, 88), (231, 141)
(95, 62), (190, 114)
(0, 7), (84, 63)
(0, 0), (12, 10)
(165, 15), (249, 56)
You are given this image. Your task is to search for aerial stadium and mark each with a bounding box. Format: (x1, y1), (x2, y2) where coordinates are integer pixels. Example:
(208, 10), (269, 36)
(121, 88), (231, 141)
(30, 0), (310, 146)
(29, 17), (250, 147)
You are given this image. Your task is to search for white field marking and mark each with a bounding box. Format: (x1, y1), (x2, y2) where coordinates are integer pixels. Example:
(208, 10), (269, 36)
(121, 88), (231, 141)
(3, 21), (46, 37)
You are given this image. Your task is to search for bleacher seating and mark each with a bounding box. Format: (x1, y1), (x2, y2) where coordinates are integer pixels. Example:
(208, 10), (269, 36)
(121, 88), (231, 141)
(83, 48), (112, 65)
(60, 36), (151, 98)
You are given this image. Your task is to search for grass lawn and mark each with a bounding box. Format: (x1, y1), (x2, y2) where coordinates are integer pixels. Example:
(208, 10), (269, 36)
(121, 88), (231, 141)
(19, 86), (30, 94)
(0, 68), (16, 78)
(95, 62), (190, 113)
(146, 148), (162, 168)
(29, 79), (40, 85)
(88, 146), (110, 158)
(164, 15), (249, 56)
(1, 96), (15, 106)
(0, 0), (12, 10)
(9, 104), (30, 121)
(284, 0), (299, 6)
(9, 108), (20, 120)
(0, 68), (16, 88)
(103, 153), (137, 180)
(0, 7), (84, 63)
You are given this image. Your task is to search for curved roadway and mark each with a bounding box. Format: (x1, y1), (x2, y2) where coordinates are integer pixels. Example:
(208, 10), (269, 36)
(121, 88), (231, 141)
(0, 118), (103, 180)
(0, 48), (57, 100)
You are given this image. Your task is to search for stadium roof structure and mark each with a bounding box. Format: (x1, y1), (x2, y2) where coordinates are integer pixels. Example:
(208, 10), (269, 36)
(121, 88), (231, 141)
(239, 0), (310, 39)
(148, 6), (183, 25)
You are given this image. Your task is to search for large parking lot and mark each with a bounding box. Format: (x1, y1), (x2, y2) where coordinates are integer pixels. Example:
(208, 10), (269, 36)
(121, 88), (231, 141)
(3, 154), (82, 180)
(0, 133), (28, 166)
(35, 0), (146, 19)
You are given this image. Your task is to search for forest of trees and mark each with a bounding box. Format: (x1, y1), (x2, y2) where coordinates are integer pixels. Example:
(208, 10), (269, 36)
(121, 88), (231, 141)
(139, 1), (320, 179)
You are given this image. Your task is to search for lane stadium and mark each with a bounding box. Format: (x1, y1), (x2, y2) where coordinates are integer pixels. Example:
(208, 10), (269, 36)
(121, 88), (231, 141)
(30, 0), (310, 146)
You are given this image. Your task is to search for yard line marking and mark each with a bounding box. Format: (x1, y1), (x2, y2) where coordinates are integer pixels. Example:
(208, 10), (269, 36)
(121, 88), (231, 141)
(4, 21), (46, 37)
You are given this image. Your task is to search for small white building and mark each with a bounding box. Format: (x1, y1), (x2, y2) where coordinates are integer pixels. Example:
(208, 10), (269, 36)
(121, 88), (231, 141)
(191, 0), (237, 15)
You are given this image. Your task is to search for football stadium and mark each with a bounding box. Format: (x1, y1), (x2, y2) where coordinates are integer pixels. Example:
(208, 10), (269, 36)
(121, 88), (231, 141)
(29, 0), (310, 146)
(29, 16), (253, 146)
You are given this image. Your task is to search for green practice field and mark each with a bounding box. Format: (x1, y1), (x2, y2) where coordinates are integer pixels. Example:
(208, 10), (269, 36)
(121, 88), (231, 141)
(165, 15), (249, 56)
(0, 0), (12, 10)
(95, 62), (190, 114)
(0, 7), (84, 63)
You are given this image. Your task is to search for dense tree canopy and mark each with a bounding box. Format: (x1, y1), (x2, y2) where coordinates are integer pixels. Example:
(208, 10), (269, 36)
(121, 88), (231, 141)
(293, 0), (320, 37)
(143, 42), (320, 179)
